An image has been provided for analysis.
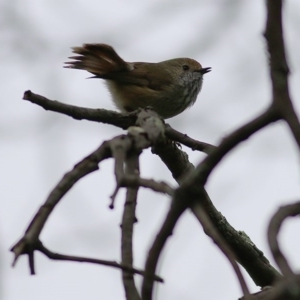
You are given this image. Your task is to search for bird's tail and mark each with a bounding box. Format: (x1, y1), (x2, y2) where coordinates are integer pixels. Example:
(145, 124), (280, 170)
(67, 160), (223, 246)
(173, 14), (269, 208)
(64, 44), (129, 77)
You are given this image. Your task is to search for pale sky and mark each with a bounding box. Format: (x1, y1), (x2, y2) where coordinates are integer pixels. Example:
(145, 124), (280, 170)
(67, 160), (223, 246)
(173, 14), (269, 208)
(1, 1), (300, 299)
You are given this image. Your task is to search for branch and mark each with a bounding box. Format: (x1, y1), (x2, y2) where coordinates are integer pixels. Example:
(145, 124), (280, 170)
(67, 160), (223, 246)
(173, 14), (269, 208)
(23, 90), (136, 129)
(164, 124), (216, 154)
(121, 153), (141, 300)
(11, 109), (173, 281)
(264, 0), (300, 149)
(267, 201), (300, 277)
(11, 140), (112, 272)
(192, 200), (249, 296)
(152, 137), (281, 287)
(36, 242), (163, 282)
(22, 90), (215, 154)
(10, 126), (152, 273)
(142, 187), (192, 300)
(189, 106), (278, 187)
(239, 276), (300, 300)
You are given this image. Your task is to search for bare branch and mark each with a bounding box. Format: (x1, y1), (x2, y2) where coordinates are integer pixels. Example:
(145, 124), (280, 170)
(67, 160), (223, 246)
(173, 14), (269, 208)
(153, 137), (281, 287)
(11, 140), (112, 271)
(23, 90), (136, 129)
(109, 125), (172, 208)
(190, 106), (278, 187)
(165, 124), (216, 154)
(142, 188), (192, 300)
(10, 123), (154, 272)
(192, 201), (250, 296)
(191, 190), (282, 287)
(152, 140), (195, 183)
(10, 109), (173, 281)
(120, 176), (174, 196)
(239, 276), (300, 300)
(22, 90), (215, 153)
(35, 242), (163, 283)
(268, 201), (300, 277)
(264, 0), (300, 149)
(121, 153), (141, 300)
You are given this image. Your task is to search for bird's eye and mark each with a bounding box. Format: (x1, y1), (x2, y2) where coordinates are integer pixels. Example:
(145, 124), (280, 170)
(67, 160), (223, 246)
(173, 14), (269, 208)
(182, 65), (189, 71)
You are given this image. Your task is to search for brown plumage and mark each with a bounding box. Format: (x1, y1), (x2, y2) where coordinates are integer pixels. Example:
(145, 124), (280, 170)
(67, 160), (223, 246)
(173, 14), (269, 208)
(65, 43), (211, 119)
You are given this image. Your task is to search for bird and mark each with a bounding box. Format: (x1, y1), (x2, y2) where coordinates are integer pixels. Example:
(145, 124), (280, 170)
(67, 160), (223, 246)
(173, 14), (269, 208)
(64, 43), (211, 119)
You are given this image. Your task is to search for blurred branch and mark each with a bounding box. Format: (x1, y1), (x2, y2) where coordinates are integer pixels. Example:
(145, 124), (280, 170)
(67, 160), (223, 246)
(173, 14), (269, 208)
(142, 186), (194, 300)
(268, 201), (300, 277)
(264, 0), (300, 149)
(192, 191), (282, 286)
(177, 0), (300, 191)
(239, 276), (300, 300)
(189, 106), (279, 187)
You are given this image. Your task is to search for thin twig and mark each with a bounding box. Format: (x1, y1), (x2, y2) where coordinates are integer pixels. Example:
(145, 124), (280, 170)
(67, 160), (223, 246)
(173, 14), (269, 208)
(120, 176), (174, 196)
(10, 129), (151, 273)
(165, 124), (216, 154)
(36, 242), (163, 282)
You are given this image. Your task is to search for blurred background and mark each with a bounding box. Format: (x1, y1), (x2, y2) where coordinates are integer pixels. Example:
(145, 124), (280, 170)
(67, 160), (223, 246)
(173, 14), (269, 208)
(1, 0), (300, 299)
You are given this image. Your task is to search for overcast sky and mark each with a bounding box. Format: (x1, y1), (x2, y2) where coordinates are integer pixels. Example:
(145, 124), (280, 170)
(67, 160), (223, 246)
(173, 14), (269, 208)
(1, 1), (300, 299)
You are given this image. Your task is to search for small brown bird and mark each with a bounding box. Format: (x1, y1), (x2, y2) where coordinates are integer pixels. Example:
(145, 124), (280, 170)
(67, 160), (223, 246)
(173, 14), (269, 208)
(64, 44), (211, 119)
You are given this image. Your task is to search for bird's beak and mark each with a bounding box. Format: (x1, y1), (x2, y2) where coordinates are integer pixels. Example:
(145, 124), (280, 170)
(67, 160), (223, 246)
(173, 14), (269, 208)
(198, 67), (211, 74)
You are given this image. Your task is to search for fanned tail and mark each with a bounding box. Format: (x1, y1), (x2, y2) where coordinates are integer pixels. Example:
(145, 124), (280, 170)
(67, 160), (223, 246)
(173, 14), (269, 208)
(64, 44), (129, 77)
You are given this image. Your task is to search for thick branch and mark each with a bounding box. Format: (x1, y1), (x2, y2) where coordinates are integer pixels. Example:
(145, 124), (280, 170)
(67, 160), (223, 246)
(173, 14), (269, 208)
(191, 190), (281, 286)
(152, 138), (281, 287)
(239, 276), (300, 300)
